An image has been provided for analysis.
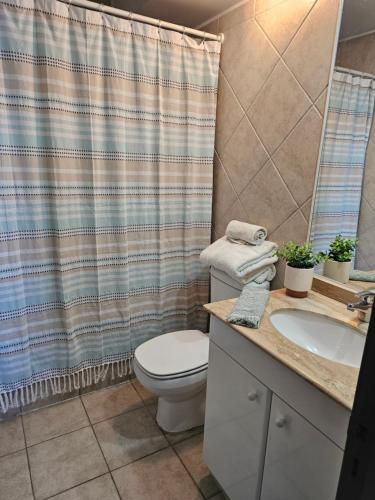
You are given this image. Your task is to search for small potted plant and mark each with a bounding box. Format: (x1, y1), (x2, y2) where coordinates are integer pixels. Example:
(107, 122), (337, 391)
(277, 242), (324, 298)
(321, 235), (357, 284)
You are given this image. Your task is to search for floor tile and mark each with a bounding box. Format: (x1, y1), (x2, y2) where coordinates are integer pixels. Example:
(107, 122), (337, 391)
(175, 434), (221, 498)
(28, 426), (107, 499)
(93, 406), (168, 470)
(0, 416), (25, 457)
(23, 398), (89, 446)
(164, 424), (204, 446)
(81, 382), (143, 424)
(0, 450), (33, 500)
(132, 378), (157, 405)
(52, 474), (119, 500)
(146, 402), (157, 420)
(112, 447), (203, 500)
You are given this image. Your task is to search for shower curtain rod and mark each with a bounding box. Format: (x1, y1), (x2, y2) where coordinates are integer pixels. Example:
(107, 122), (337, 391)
(336, 65), (375, 81)
(58, 0), (224, 43)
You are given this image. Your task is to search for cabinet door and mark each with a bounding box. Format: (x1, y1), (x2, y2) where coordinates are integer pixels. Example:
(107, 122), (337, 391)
(204, 341), (271, 500)
(261, 395), (343, 500)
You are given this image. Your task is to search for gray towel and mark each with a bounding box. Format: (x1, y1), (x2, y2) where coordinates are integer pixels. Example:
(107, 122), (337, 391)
(227, 285), (269, 329)
(349, 270), (375, 282)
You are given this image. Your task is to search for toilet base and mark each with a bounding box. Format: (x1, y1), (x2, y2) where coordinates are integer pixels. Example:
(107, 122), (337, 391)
(156, 389), (206, 433)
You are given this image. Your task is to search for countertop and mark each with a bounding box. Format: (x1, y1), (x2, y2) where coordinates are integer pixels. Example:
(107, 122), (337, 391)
(204, 289), (368, 411)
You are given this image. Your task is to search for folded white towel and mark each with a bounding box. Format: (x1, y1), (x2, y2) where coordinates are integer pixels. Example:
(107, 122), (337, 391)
(200, 237), (278, 284)
(226, 220), (267, 246)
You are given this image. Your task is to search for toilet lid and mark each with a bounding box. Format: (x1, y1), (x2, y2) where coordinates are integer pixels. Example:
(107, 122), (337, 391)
(134, 330), (209, 377)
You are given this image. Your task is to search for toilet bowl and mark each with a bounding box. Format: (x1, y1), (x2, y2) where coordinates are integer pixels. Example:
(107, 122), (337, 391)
(134, 329), (209, 433)
(134, 268), (243, 433)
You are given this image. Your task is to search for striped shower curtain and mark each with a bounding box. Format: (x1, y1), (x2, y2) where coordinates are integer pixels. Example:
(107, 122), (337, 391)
(0, 0), (220, 411)
(310, 70), (375, 254)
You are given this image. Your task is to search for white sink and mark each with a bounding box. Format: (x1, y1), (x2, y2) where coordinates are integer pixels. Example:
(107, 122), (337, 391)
(270, 309), (365, 368)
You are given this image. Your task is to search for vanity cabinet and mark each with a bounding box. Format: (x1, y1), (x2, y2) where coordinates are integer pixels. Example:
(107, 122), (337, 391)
(204, 316), (350, 500)
(204, 342), (271, 500)
(261, 395), (343, 500)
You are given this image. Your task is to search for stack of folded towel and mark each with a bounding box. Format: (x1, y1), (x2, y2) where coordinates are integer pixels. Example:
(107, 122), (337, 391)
(200, 220), (278, 288)
(200, 220), (278, 328)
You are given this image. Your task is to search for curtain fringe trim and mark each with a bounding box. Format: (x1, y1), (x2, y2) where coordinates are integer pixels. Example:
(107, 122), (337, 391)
(0, 356), (134, 414)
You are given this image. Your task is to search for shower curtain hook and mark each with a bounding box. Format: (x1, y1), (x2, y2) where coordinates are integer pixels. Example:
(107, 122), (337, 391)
(158, 19), (162, 36)
(181, 26), (186, 41)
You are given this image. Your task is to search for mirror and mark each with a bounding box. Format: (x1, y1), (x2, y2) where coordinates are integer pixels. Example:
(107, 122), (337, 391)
(310, 0), (375, 290)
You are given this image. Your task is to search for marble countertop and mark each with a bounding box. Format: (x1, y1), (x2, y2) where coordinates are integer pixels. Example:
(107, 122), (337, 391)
(204, 289), (369, 411)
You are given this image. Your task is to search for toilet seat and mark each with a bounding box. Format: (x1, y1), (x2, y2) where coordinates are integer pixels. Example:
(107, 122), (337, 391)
(134, 330), (209, 380)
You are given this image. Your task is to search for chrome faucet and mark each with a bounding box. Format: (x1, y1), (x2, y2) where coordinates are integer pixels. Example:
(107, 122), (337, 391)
(347, 290), (375, 322)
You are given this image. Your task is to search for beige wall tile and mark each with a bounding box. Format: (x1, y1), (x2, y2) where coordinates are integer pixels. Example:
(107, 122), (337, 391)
(81, 382), (143, 424)
(248, 60), (311, 154)
(213, 198), (247, 240)
(220, 116), (269, 195)
(0, 450), (33, 500)
(283, 0), (341, 101)
(212, 152), (238, 222)
(212, 0), (340, 249)
(301, 197), (313, 222)
(218, 1), (255, 32)
(272, 106), (322, 205)
(112, 448), (203, 500)
(0, 417), (25, 458)
(315, 87), (328, 116)
(239, 161), (298, 233)
(28, 427), (107, 500)
(255, 0), (287, 15)
(269, 209), (308, 245)
(256, 0), (316, 54)
(215, 70), (244, 156)
(220, 19), (279, 110)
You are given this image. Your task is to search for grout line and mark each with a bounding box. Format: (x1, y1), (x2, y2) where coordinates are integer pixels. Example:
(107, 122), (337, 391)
(108, 443), (171, 475)
(45, 472), (112, 500)
(20, 415), (36, 500)
(168, 443), (208, 499)
(255, 0), (318, 59)
(79, 397), (123, 499)
(26, 423), (92, 451)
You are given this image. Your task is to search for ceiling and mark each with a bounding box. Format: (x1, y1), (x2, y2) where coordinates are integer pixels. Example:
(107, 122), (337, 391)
(109, 0), (240, 28)
(340, 0), (375, 40)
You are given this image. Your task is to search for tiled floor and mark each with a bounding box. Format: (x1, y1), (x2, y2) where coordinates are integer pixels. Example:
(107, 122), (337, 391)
(0, 379), (225, 500)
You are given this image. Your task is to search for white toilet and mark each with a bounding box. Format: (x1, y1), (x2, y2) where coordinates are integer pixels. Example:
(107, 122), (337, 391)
(133, 267), (242, 433)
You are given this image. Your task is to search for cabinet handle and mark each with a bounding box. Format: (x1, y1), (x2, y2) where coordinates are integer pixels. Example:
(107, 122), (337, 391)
(247, 390), (258, 401)
(275, 416), (287, 428)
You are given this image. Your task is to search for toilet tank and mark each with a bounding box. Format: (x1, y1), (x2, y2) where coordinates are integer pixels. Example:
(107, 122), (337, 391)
(210, 267), (243, 301)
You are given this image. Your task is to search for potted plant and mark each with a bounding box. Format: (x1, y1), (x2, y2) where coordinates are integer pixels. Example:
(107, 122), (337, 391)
(321, 235), (357, 284)
(277, 242), (324, 298)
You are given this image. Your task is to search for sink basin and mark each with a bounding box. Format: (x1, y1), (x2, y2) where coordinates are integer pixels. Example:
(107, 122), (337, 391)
(270, 309), (365, 368)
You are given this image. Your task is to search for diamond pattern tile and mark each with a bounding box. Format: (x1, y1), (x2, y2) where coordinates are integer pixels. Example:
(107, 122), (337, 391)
(283, 0), (341, 101)
(220, 18), (279, 110)
(215, 70), (244, 156)
(272, 106), (322, 206)
(239, 160), (298, 233)
(248, 60), (311, 154)
(220, 115), (269, 195)
(256, 0), (316, 54)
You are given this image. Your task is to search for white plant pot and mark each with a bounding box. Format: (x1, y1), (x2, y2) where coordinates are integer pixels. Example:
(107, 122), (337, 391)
(323, 259), (351, 284)
(284, 264), (314, 298)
